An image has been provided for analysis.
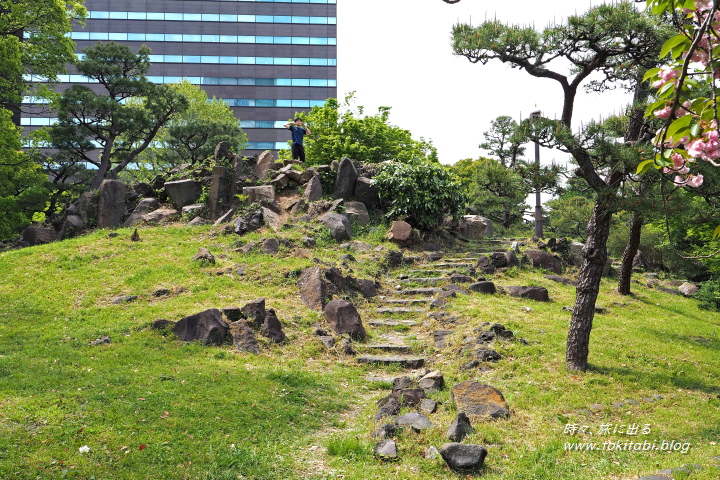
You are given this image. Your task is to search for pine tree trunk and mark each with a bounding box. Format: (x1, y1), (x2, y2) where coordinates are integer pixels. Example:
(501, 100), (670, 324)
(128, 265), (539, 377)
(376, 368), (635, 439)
(566, 198), (613, 371)
(617, 212), (643, 295)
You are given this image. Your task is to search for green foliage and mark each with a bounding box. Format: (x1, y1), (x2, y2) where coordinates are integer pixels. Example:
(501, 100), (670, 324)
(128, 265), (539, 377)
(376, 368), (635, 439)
(0, 36), (24, 108)
(479, 115), (526, 167)
(326, 435), (370, 459)
(694, 279), (720, 312)
(45, 42), (188, 191)
(546, 196), (595, 240)
(282, 93), (437, 166)
(0, 109), (49, 239)
(373, 161), (468, 230)
(144, 80), (247, 168)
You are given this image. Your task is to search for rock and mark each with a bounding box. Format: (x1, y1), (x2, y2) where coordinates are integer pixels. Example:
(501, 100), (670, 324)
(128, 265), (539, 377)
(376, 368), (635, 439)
(192, 247), (215, 265)
(221, 306), (243, 322)
(544, 274), (577, 286)
(397, 412), (434, 432)
(20, 226), (57, 246)
(424, 446), (440, 459)
(208, 166), (230, 220)
(173, 309), (228, 345)
(234, 209), (264, 235)
(418, 370), (444, 391)
(452, 381), (510, 420)
(164, 179), (201, 209)
(319, 212), (352, 241)
(344, 201), (370, 226)
(303, 175), (323, 202)
(488, 252), (508, 268)
(384, 249), (404, 268)
(333, 157), (358, 199)
(97, 180), (127, 228)
(476, 256), (496, 275)
(241, 298), (266, 329)
(301, 237), (316, 248)
(89, 336), (111, 346)
(449, 274), (474, 283)
(289, 199), (307, 215)
(440, 443), (487, 471)
(459, 216), (487, 240)
(323, 300), (366, 341)
(524, 250), (562, 274)
(229, 320), (259, 354)
(187, 216), (209, 226)
(214, 140), (231, 163)
(112, 295), (137, 304)
(395, 388), (426, 407)
(124, 198), (160, 227)
(213, 208), (235, 226)
(505, 250), (518, 267)
(77, 191), (98, 225)
(340, 338), (356, 355)
(375, 424), (399, 438)
(270, 173), (289, 190)
(354, 176), (379, 208)
(141, 208), (178, 224)
(469, 281), (496, 294)
(262, 207), (282, 231)
(261, 308), (286, 343)
(657, 286), (680, 295)
(298, 266), (327, 310)
(678, 282), (699, 296)
(151, 318), (174, 330)
(374, 440), (397, 458)
(420, 398), (438, 415)
(357, 279), (378, 298)
(633, 250), (648, 270)
(393, 376), (415, 391)
(476, 348), (502, 362)
(319, 336), (335, 349)
(261, 238), (279, 254)
(357, 356), (425, 369)
(506, 286), (550, 302)
(374, 396), (401, 420)
(433, 330), (454, 348)
(58, 215), (85, 239)
(254, 150), (275, 179)
(243, 185), (276, 203)
(447, 412), (474, 443)
(387, 221), (412, 246)
(152, 288), (171, 297)
(569, 242), (585, 267)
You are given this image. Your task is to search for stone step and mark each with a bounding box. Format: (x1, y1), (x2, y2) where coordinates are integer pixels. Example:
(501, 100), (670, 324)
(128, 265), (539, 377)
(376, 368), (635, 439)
(380, 298), (431, 305)
(443, 257), (480, 262)
(368, 319), (418, 327)
(363, 344), (412, 353)
(357, 355), (425, 369)
(390, 288), (441, 296)
(376, 307), (426, 314)
(399, 278), (448, 284)
(406, 269), (457, 275)
(432, 262), (475, 268)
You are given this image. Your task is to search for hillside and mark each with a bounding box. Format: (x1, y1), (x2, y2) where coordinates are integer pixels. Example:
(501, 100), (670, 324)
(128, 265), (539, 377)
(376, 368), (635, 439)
(0, 222), (718, 480)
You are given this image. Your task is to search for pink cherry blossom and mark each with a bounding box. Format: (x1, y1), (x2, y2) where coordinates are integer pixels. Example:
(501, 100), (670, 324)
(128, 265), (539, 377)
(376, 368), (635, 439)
(687, 174), (704, 187)
(654, 106), (672, 119)
(687, 139), (707, 158)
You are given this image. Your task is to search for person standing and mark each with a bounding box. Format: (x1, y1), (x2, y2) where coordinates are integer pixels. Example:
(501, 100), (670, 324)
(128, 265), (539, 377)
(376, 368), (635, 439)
(283, 118), (311, 163)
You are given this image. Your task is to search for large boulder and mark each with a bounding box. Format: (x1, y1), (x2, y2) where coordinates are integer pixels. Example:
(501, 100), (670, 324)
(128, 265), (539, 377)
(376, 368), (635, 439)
(323, 299), (366, 341)
(234, 209), (264, 235)
(297, 266), (327, 310)
(459, 216), (487, 240)
(303, 175), (323, 202)
(243, 185), (276, 203)
(440, 443), (488, 471)
(506, 286), (550, 302)
(332, 157), (358, 199)
(97, 179), (127, 228)
(354, 177), (378, 209)
(124, 198), (160, 227)
(387, 220), (412, 247)
(229, 320), (259, 354)
(254, 151), (275, 179)
(173, 309), (228, 345)
(59, 215), (85, 239)
(451, 381), (510, 420)
(164, 179), (202, 209)
(569, 242), (585, 267)
(524, 250), (562, 274)
(344, 201), (370, 226)
(208, 166), (230, 220)
(261, 308), (286, 343)
(319, 213), (352, 241)
(678, 282), (699, 296)
(142, 208), (179, 224)
(241, 298), (266, 329)
(20, 226), (57, 246)
(77, 191), (98, 225)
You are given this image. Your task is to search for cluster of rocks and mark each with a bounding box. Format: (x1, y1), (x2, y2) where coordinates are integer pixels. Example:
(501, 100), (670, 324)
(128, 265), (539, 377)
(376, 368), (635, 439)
(150, 298), (285, 353)
(298, 265), (378, 311)
(371, 374), (507, 472)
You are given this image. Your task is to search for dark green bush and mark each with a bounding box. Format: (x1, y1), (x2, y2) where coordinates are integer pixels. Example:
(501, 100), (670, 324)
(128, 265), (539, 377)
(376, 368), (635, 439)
(694, 280), (720, 311)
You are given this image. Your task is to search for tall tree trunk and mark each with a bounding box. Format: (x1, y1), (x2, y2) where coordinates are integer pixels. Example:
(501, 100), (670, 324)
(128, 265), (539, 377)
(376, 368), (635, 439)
(566, 197), (614, 371)
(617, 211), (643, 295)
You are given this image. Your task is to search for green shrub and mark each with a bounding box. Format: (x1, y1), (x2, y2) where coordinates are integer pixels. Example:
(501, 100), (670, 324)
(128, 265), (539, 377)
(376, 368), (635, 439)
(326, 435), (370, 459)
(694, 280), (720, 311)
(373, 161), (468, 231)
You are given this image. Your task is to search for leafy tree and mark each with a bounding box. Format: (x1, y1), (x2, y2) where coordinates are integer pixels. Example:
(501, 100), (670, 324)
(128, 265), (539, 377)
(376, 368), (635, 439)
(148, 80), (247, 167)
(45, 42), (187, 191)
(284, 93), (437, 165)
(0, 109), (48, 239)
(479, 115), (526, 168)
(373, 161), (468, 230)
(449, 2), (668, 371)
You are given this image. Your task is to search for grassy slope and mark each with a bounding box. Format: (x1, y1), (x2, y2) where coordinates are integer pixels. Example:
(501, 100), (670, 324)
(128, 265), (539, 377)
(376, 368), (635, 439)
(0, 223), (718, 479)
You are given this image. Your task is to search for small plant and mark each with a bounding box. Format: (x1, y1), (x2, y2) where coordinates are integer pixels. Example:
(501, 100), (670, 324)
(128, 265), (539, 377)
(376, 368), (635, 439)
(326, 435), (369, 459)
(198, 185), (210, 204)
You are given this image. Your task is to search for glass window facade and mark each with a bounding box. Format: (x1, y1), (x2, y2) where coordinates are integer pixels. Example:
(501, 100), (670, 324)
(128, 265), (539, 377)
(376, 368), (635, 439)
(87, 11), (336, 24)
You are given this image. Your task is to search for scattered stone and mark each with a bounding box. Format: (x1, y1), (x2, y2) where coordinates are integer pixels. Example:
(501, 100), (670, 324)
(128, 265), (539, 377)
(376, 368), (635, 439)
(439, 443), (487, 471)
(433, 330), (454, 348)
(192, 247), (215, 265)
(357, 356), (425, 369)
(261, 308), (286, 343)
(443, 284), (471, 295)
(340, 254), (356, 263)
(341, 338), (356, 355)
(354, 176), (379, 208)
(151, 318), (174, 330)
(319, 336), (335, 349)
(298, 266), (327, 311)
(476, 348), (502, 362)
(420, 398), (438, 415)
(89, 336), (111, 346)
(141, 208), (179, 224)
(469, 281), (496, 294)
(319, 212), (353, 241)
(452, 381), (510, 420)
(230, 319), (259, 354)
(374, 396), (401, 420)
(589, 403), (604, 413)
(375, 424), (399, 438)
(173, 309), (228, 345)
(524, 250), (562, 274)
(505, 250), (518, 267)
(393, 376), (415, 391)
(397, 412), (434, 432)
(112, 295), (138, 304)
(323, 299), (367, 341)
(164, 179), (201, 209)
(506, 286), (550, 302)
(357, 279), (378, 298)
(261, 238), (279, 254)
(344, 201), (370, 226)
(333, 157), (358, 199)
(213, 208), (234, 226)
(488, 323), (514, 339)
(678, 282), (699, 296)
(424, 446), (440, 459)
(419, 370), (444, 391)
(240, 298), (266, 329)
(447, 412), (474, 442)
(301, 237), (316, 248)
(243, 185), (276, 203)
(254, 150), (275, 179)
(374, 439), (398, 459)
(449, 274), (473, 283)
(387, 221), (413, 247)
(181, 203), (204, 216)
(544, 274), (577, 286)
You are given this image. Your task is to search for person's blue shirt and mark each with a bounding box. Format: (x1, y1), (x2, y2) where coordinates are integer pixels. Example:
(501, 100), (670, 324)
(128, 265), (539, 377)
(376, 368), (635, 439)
(289, 125), (307, 145)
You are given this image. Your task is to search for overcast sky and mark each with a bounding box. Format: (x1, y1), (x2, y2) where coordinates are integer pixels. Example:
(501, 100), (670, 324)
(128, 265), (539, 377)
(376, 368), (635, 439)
(336, 0), (642, 165)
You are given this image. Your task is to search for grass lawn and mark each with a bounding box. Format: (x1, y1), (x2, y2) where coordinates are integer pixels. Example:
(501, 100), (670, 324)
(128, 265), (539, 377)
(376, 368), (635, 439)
(0, 223), (718, 479)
